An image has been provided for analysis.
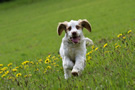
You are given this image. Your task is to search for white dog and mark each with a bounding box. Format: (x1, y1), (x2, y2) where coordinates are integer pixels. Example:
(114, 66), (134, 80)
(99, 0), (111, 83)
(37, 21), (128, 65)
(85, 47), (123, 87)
(57, 19), (93, 79)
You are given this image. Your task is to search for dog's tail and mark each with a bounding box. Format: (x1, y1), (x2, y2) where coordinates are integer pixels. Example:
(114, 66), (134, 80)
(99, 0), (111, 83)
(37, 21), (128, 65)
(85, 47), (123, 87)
(85, 37), (94, 47)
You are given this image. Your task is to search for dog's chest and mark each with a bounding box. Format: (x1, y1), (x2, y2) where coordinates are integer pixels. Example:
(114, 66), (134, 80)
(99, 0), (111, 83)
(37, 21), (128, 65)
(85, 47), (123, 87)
(65, 44), (84, 60)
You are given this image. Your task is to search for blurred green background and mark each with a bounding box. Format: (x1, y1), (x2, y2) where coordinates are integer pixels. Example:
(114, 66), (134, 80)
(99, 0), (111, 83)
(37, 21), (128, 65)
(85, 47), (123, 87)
(0, 0), (134, 64)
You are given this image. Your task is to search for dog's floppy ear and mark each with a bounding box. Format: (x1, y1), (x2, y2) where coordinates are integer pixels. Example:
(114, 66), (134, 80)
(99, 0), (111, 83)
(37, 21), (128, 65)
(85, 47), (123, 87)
(57, 21), (68, 36)
(79, 19), (91, 32)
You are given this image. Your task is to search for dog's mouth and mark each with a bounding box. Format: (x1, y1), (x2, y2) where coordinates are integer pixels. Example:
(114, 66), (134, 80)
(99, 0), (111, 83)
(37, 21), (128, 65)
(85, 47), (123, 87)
(70, 36), (80, 44)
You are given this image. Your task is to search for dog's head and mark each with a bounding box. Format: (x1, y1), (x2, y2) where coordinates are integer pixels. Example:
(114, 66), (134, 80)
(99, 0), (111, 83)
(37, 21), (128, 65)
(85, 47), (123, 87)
(57, 19), (91, 44)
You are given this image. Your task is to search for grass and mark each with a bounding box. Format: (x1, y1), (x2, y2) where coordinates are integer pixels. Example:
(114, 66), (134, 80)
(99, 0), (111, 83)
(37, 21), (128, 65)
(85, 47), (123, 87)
(0, 0), (135, 89)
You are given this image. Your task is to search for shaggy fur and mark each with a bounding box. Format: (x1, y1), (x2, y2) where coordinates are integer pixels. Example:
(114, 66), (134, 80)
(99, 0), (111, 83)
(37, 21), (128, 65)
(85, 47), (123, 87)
(57, 19), (93, 79)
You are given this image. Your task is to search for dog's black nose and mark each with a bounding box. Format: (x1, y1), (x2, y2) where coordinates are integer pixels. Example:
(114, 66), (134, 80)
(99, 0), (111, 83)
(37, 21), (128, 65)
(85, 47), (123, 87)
(72, 32), (77, 36)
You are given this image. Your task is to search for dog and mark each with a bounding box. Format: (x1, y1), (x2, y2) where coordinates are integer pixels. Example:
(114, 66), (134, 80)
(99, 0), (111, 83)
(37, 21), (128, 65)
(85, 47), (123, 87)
(57, 19), (93, 79)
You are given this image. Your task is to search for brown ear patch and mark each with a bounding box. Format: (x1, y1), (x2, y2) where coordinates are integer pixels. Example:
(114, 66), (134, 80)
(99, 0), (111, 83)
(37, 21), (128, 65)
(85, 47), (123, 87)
(79, 19), (91, 32)
(57, 21), (68, 36)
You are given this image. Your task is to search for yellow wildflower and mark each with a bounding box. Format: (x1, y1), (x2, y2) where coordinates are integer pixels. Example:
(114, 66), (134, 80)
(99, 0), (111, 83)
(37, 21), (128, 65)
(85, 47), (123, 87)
(0, 64), (3, 67)
(47, 66), (51, 69)
(15, 66), (19, 69)
(22, 61), (29, 65)
(95, 47), (98, 51)
(52, 56), (56, 59)
(16, 73), (22, 77)
(8, 76), (12, 80)
(92, 45), (95, 49)
(48, 55), (51, 58)
(1, 67), (8, 71)
(1, 74), (6, 78)
(45, 59), (51, 64)
(123, 37), (126, 39)
(103, 43), (108, 48)
(8, 76), (14, 80)
(87, 56), (92, 60)
(0, 71), (3, 74)
(115, 43), (118, 46)
(24, 74), (32, 78)
(8, 63), (12, 67)
(12, 68), (17, 72)
(38, 59), (43, 62)
(30, 61), (34, 64)
(127, 30), (132, 33)
(43, 70), (47, 74)
(86, 50), (93, 56)
(5, 71), (9, 74)
(117, 34), (122, 38)
(115, 45), (121, 49)
(53, 62), (56, 65)
(54, 65), (59, 67)
(24, 75), (28, 78)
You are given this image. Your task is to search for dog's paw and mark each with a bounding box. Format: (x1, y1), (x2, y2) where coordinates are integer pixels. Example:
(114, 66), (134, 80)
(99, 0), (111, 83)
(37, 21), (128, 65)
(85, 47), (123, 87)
(71, 72), (78, 76)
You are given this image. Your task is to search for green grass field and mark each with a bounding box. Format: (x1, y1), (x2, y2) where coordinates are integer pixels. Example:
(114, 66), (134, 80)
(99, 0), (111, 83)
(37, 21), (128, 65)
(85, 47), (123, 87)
(0, 0), (135, 89)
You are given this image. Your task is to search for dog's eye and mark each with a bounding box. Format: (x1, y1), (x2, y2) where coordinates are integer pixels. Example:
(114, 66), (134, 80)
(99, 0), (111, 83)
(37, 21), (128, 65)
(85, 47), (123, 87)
(76, 25), (80, 30)
(68, 26), (71, 31)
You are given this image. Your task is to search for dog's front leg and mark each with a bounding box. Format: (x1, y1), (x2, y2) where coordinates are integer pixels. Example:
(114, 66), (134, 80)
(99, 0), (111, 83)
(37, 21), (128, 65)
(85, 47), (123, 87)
(63, 56), (74, 79)
(72, 56), (85, 76)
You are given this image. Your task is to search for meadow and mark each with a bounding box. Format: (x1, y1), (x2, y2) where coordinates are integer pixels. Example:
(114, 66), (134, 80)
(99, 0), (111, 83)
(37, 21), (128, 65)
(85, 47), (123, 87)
(0, 0), (135, 89)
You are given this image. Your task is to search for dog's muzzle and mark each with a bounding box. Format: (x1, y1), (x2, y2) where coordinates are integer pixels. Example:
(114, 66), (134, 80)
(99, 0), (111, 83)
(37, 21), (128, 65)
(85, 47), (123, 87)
(70, 32), (80, 44)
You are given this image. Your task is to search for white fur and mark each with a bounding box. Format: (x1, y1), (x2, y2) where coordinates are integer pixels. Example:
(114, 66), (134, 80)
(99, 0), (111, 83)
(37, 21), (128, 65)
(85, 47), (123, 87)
(57, 20), (93, 79)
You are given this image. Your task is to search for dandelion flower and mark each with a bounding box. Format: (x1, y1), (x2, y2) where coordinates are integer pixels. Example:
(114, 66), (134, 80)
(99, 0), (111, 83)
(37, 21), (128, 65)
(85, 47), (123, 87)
(24, 75), (28, 78)
(87, 56), (92, 60)
(1, 74), (6, 78)
(45, 59), (51, 64)
(0, 64), (3, 67)
(16, 73), (22, 77)
(95, 47), (98, 51)
(115, 43), (118, 46)
(123, 37), (126, 39)
(52, 56), (56, 59)
(47, 66), (51, 69)
(115, 45), (121, 49)
(5, 71), (9, 74)
(54, 65), (59, 67)
(38, 59), (43, 62)
(0, 71), (3, 74)
(12, 68), (17, 72)
(15, 66), (19, 69)
(128, 30), (132, 33)
(30, 61), (34, 64)
(1, 67), (8, 71)
(8, 76), (12, 80)
(8, 63), (12, 67)
(117, 34), (122, 38)
(43, 70), (47, 74)
(48, 55), (51, 58)
(103, 43), (108, 48)
(22, 61), (29, 65)
(92, 45), (95, 49)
